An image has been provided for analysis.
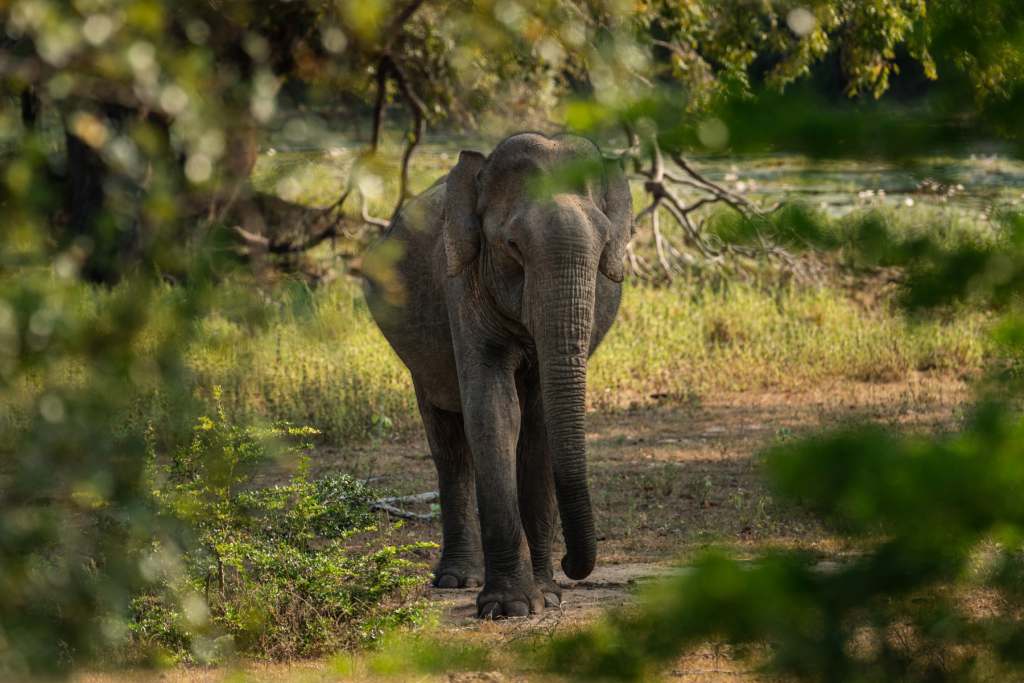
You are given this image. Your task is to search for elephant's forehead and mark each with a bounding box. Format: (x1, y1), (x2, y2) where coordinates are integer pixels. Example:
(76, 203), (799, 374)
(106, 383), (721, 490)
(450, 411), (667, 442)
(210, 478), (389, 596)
(487, 132), (598, 172)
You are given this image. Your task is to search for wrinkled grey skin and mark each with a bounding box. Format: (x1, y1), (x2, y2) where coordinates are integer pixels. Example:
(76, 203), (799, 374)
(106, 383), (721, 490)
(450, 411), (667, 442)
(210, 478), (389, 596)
(362, 132), (632, 618)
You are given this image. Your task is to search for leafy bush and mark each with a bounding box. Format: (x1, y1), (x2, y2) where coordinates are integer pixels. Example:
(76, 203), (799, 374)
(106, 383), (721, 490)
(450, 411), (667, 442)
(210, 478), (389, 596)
(130, 390), (433, 664)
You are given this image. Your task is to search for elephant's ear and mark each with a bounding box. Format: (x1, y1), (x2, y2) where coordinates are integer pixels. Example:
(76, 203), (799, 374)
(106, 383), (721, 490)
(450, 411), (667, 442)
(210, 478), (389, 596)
(598, 157), (634, 283)
(444, 150), (487, 277)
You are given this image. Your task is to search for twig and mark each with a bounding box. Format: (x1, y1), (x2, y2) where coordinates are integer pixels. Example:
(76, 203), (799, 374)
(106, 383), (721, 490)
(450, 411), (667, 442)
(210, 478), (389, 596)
(232, 188), (354, 254)
(361, 196), (390, 228)
(625, 241), (643, 277)
(660, 189), (721, 260)
(619, 121), (644, 174)
(668, 152), (764, 218)
(374, 491), (439, 505)
(383, 0), (429, 47)
(370, 491), (439, 521)
(681, 196), (717, 216)
(371, 503), (435, 521)
(620, 128), (814, 284)
(635, 198), (661, 224)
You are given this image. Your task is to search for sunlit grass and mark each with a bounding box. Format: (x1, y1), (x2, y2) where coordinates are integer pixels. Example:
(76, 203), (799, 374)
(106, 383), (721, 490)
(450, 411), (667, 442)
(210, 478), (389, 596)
(183, 276), (988, 442)
(590, 280), (987, 409)
(185, 278), (416, 442)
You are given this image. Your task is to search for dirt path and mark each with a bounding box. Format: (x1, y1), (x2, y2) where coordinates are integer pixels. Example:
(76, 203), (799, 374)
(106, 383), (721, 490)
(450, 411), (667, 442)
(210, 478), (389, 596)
(432, 561), (676, 627)
(315, 373), (968, 636)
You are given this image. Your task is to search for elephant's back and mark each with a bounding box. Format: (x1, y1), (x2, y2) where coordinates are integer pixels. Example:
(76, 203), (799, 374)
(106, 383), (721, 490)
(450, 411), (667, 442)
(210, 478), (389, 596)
(362, 180), (449, 336)
(362, 181), (446, 295)
(361, 180), (461, 410)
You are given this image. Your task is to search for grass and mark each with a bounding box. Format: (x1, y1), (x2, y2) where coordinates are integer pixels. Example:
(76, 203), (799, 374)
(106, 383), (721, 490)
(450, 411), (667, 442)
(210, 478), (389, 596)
(182, 274), (989, 444)
(590, 279), (987, 408)
(185, 279), (416, 443)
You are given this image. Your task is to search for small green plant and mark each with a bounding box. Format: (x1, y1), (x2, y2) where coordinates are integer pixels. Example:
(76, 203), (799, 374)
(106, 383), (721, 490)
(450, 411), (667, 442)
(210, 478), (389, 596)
(131, 390), (434, 664)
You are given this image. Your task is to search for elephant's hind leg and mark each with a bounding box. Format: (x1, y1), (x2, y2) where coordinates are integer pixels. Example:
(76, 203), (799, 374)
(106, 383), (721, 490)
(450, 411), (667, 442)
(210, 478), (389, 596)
(517, 383), (562, 608)
(416, 387), (484, 588)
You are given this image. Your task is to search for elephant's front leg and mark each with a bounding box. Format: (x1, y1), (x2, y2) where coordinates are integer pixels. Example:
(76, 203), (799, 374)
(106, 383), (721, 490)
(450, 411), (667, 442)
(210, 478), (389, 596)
(458, 356), (544, 618)
(517, 383), (562, 608)
(415, 388), (483, 588)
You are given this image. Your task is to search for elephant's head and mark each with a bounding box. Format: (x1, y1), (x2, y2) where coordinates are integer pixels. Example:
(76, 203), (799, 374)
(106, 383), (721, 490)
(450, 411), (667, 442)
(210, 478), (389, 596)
(443, 132), (633, 580)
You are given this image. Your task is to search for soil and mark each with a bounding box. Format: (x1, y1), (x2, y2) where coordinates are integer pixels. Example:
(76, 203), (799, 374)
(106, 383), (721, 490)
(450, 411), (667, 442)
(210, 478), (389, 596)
(326, 373), (966, 675)
(315, 371), (967, 564)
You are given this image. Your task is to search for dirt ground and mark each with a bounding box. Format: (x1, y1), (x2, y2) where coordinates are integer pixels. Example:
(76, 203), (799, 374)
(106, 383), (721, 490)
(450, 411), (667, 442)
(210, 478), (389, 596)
(333, 373), (967, 679)
(79, 373), (970, 682)
(322, 371), (968, 565)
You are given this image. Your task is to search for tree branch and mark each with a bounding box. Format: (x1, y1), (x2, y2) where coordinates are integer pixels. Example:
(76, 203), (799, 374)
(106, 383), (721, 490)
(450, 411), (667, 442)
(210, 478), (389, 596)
(232, 189), (355, 255)
(668, 152), (764, 218)
(370, 490), (438, 521)
(651, 203), (673, 281)
(369, 57), (389, 154)
(384, 0), (429, 46)
(388, 59), (426, 218)
(619, 126), (816, 284)
(361, 195), (390, 228)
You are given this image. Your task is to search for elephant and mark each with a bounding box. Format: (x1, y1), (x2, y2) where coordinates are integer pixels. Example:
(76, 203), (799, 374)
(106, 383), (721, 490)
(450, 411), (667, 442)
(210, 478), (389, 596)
(362, 132), (633, 618)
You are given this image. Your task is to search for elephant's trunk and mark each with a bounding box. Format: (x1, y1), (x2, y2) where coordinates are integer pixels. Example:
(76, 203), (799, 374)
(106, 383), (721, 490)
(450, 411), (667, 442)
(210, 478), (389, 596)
(533, 249), (598, 580)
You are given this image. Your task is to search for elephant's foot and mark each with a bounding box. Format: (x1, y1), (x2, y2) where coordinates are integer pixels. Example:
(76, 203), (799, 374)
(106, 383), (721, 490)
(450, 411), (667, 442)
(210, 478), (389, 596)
(476, 575), (545, 619)
(432, 558), (483, 589)
(534, 573), (562, 608)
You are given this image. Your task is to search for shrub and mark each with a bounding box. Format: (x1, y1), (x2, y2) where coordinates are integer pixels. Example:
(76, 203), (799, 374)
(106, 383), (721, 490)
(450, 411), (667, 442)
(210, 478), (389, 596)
(130, 390), (433, 664)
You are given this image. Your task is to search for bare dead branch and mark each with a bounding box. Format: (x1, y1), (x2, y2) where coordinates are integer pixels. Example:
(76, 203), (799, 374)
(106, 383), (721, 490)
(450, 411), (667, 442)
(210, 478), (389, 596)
(681, 196), (717, 216)
(651, 205), (673, 281)
(618, 126), (815, 284)
(374, 491), (439, 505)
(651, 137), (665, 182)
(231, 187), (357, 255)
(635, 198), (661, 224)
(620, 121), (643, 174)
(661, 196), (719, 260)
(389, 59), (426, 218)
(369, 57), (389, 154)
(625, 241), (643, 277)
(370, 490), (438, 521)
(668, 152), (764, 218)
(361, 195), (390, 228)
(371, 502), (436, 521)
(233, 225), (270, 250)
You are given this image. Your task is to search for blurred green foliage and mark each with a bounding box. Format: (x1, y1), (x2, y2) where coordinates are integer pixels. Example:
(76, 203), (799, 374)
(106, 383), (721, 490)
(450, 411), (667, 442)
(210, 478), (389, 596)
(0, 272), (203, 675)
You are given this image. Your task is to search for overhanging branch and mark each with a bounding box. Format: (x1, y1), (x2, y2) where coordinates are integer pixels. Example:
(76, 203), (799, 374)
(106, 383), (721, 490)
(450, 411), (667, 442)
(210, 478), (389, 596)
(623, 128), (808, 282)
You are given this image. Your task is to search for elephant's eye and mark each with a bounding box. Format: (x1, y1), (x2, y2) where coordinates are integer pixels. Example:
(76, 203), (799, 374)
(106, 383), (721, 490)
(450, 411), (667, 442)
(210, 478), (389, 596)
(504, 237), (524, 264)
